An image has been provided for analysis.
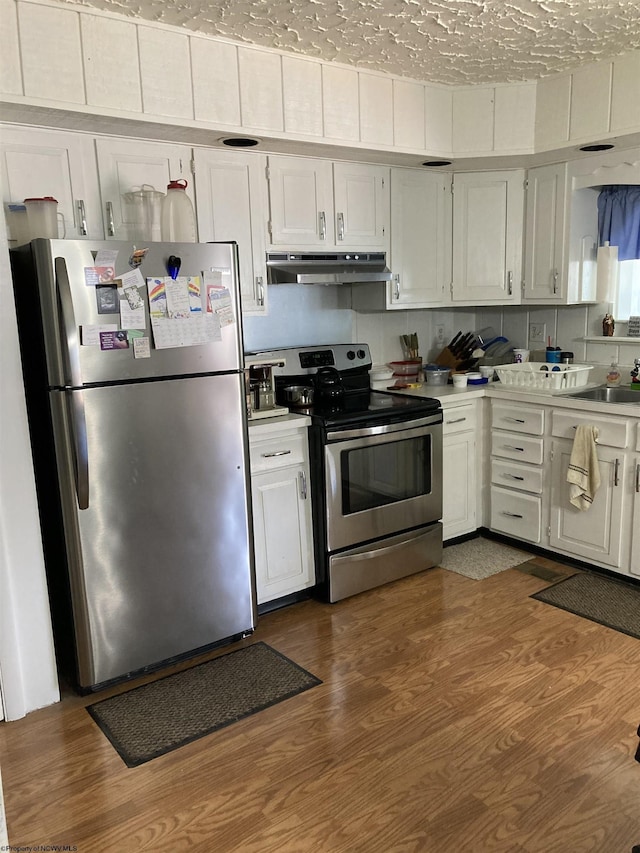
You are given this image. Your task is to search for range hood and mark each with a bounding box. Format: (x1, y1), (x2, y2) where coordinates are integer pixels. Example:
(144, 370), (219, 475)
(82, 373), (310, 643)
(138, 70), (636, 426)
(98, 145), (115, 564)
(266, 252), (392, 285)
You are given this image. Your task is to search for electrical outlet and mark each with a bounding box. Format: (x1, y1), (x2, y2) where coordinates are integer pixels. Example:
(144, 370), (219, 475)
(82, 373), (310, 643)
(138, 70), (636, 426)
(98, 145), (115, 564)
(435, 324), (446, 346)
(529, 323), (547, 345)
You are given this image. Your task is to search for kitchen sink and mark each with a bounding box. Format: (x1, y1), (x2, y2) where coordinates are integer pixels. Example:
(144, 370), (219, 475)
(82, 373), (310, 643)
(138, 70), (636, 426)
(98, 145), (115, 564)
(566, 386), (640, 404)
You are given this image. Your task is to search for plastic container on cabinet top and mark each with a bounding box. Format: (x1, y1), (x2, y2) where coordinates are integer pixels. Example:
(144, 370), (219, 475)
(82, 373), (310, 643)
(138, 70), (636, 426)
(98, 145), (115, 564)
(424, 365), (450, 385)
(160, 179), (196, 242)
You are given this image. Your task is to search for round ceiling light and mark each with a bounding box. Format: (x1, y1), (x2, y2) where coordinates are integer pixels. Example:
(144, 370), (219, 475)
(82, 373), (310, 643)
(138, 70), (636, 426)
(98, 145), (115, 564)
(579, 143), (615, 152)
(221, 137), (260, 147)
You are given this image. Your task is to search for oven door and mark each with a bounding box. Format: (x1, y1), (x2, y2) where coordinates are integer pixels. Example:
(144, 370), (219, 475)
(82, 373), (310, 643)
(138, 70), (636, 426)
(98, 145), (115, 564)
(323, 413), (442, 552)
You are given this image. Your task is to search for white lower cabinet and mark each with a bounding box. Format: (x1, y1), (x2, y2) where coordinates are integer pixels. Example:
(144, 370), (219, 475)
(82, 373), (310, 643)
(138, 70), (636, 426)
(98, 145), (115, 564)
(549, 439), (626, 569)
(490, 401), (545, 545)
(631, 446), (640, 577)
(249, 420), (315, 605)
(442, 402), (477, 540)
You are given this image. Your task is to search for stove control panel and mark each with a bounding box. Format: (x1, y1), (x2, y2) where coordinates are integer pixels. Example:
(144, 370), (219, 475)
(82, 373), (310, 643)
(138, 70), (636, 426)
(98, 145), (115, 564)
(245, 343), (372, 377)
(300, 350), (335, 369)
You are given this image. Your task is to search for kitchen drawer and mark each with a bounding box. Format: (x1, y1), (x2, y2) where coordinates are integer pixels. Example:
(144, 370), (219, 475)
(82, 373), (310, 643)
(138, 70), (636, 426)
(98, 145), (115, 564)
(443, 403), (476, 435)
(249, 433), (307, 473)
(490, 486), (541, 544)
(551, 410), (629, 449)
(492, 402), (544, 435)
(491, 458), (543, 494)
(491, 430), (544, 465)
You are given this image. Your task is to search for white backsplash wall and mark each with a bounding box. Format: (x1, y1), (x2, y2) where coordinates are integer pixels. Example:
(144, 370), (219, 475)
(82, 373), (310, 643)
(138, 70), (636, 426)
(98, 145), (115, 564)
(242, 285), (354, 352)
(354, 307), (478, 366)
(245, 289), (639, 376)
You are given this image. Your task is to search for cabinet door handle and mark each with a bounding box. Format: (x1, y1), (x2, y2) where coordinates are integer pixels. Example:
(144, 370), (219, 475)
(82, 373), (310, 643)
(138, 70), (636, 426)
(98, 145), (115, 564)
(636, 462), (640, 493)
(553, 268), (559, 294)
(256, 275), (264, 306)
(262, 450), (292, 458)
(319, 211), (326, 240)
(77, 199), (88, 236)
(502, 511), (523, 519)
(504, 417), (525, 423)
(503, 473), (525, 481)
(614, 457), (620, 487)
(507, 270), (513, 295)
(106, 201), (115, 237)
(504, 445), (525, 452)
(393, 274), (400, 301)
(446, 417), (467, 425)
(337, 211), (345, 241)
(299, 470), (307, 500)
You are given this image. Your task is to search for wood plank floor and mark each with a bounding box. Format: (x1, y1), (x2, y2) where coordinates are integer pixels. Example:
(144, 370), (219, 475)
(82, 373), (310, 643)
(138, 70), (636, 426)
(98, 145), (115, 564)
(2, 553), (640, 852)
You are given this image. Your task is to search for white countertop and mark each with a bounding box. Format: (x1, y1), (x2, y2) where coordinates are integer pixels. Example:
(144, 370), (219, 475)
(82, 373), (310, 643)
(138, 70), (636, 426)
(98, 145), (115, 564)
(371, 377), (640, 419)
(249, 378), (640, 425)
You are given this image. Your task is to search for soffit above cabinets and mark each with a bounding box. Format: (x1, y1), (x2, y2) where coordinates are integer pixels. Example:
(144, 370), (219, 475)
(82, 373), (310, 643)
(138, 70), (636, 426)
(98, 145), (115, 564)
(58, 0), (640, 86)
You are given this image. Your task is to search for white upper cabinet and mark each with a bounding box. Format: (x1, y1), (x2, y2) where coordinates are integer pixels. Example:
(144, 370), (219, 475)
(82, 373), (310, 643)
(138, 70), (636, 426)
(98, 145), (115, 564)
(451, 170), (524, 305)
(0, 125), (102, 243)
(95, 138), (193, 241)
(267, 155), (334, 247)
(267, 155), (389, 251)
(523, 163), (567, 302)
(388, 168), (449, 308)
(332, 162), (389, 249)
(193, 148), (268, 315)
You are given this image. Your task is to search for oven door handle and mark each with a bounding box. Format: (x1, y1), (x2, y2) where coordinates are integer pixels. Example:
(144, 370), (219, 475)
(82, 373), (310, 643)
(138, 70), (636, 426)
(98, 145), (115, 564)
(326, 413), (442, 442)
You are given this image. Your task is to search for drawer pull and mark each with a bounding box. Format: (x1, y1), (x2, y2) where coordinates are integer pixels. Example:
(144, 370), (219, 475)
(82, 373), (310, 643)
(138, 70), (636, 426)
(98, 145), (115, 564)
(503, 417), (526, 423)
(262, 450), (292, 458)
(614, 457), (620, 487)
(503, 473), (525, 481)
(502, 511), (524, 519)
(504, 445), (525, 452)
(636, 462), (640, 494)
(446, 417), (467, 425)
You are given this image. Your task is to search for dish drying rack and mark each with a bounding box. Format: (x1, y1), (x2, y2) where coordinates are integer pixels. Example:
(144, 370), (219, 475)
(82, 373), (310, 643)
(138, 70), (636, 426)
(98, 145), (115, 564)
(494, 363), (593, 392)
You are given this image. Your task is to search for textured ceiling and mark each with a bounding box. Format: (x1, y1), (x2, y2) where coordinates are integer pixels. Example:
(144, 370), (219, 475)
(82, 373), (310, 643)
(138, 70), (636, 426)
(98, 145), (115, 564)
(60, 0), (640, 85)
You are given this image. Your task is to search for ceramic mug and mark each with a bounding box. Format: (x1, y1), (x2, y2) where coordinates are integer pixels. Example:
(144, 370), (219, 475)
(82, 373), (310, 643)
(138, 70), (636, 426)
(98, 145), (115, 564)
(513, 349), (530, 363)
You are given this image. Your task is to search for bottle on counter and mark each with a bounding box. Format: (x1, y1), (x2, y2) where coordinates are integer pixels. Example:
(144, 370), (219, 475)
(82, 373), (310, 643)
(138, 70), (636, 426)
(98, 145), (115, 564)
(602, 313), (615, 336)
(606, 362), (622, 387)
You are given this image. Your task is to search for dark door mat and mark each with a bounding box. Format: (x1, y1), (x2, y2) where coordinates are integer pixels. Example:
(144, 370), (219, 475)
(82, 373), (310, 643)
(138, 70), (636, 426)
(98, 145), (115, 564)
(87, 642), (322, 767)
(531, 572), (640, 639)
(515, 563), (568, 582)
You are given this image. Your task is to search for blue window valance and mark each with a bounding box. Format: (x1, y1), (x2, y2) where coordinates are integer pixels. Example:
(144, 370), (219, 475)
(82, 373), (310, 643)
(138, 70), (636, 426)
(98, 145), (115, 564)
(597, 185), (640, 262)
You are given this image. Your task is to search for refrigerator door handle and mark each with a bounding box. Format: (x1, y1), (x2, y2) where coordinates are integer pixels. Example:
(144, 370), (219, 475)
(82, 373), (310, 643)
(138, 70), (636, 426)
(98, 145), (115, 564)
(55, 256), (83, 389)
(69, 389), (90, 509)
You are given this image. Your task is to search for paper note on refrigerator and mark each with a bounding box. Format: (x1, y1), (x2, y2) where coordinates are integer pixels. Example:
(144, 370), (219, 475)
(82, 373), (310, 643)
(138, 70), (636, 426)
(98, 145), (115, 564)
(146, 276), (220, 348)
(150, 314), (221, 349)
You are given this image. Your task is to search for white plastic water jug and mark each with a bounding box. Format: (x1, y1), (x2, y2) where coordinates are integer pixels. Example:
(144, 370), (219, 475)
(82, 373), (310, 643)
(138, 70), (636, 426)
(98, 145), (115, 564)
(160, 179), (196, 242)
(23, 196), (64, 239)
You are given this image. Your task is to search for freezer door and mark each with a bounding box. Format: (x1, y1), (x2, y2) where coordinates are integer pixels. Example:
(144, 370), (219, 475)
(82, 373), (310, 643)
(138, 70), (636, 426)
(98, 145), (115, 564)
(19, 239), (244, 387)
(50, 373), (255, 689)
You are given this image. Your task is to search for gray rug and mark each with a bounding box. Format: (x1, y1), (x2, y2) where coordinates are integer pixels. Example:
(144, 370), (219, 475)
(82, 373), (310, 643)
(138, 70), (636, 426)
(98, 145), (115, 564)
(440, 537), (531, 579)
(87, 642), (321, 767)
(531, 572), (640, 639)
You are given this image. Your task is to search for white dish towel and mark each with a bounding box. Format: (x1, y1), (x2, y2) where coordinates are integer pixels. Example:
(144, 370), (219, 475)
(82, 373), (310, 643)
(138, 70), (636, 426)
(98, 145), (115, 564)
(567, 424), (600, 511)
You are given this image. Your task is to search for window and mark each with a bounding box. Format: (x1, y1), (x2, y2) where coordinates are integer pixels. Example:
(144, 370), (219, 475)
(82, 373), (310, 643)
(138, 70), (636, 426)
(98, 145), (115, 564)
(598, 186), (640, 322)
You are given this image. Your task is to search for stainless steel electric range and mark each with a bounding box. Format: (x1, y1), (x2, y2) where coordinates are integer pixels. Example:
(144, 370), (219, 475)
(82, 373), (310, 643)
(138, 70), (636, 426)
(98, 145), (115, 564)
(246, 344), (443, 602)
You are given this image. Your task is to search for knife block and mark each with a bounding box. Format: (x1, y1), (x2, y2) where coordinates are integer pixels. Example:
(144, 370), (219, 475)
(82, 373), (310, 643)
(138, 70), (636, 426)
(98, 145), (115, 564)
(434, 346), (465, 370)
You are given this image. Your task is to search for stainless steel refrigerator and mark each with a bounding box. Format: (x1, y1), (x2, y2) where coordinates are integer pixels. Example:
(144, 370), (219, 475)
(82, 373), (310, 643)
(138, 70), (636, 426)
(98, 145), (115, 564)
(10, 239), (256, 691)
